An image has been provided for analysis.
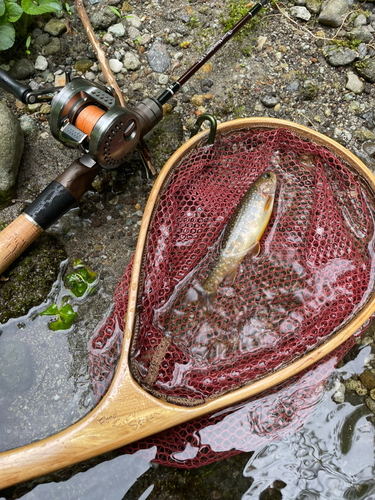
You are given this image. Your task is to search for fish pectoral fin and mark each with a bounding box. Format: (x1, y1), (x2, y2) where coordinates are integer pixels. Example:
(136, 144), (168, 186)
(248, 241), (260, 257)
(223, 266), (239, 286)
(264, 195), (273, 211)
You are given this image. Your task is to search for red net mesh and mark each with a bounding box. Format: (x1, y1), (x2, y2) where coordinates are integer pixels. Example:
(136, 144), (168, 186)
(89, 127), (375, 405)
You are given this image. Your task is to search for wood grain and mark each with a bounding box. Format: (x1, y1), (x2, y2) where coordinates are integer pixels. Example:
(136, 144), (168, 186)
(0, 214), (42, 275)
(0, 118), (375, 488)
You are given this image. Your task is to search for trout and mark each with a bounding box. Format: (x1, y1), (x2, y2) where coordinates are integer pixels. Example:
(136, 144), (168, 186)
(189, 171), (277, 314)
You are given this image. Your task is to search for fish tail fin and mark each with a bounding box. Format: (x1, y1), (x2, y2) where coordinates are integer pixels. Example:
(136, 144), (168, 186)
(186, 283), (217, 315)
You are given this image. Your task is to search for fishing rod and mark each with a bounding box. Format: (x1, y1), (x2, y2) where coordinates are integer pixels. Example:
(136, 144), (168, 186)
(0, 0), (270, 274)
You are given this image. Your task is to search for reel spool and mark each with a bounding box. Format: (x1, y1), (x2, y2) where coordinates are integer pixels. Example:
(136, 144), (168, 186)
(50, 78), (163, 169)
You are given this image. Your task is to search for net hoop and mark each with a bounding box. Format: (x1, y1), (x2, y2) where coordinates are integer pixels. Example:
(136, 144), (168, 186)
(1, 117), (375, 487)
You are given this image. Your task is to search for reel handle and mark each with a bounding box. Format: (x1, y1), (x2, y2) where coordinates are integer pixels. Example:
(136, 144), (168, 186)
(0, 155), (100, 275)
(0, 69), (31, 103)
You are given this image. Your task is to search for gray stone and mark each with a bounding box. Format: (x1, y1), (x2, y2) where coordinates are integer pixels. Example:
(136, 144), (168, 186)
(290, 6), (311, 20)
(346, 71), (365, 93)
(348, 26), (373, 43)
(34, 55), (48, 71)
(357, 42), (368, 60)
(354, 13), (368, 27)
(175, 24), (189, 36)
(128, 26), (141, 40)
(361, 110), (374, 129)
(108, 22), (125, 37)
(126, 14), (142, 28)
(43, 37), (61, 56)
(9, 59), (34, 79)
(44, 18), (66, 37)
(356, 57), (375, 82)
(363, 142), (375, 158)
(147, 42), (170, 73)
(123, 52), (141, 70)
(0, 341), (33, 393)
(286, 80), (300, 92)
(139, 34), (151, 46)
(0, 103), (23, 208)
(260, 95), (280, 108)
(34, 34), (50, 50)
(318, 0), (349, 27)
(109, 58), (123, 73)
(354, 128), (375, 141)
(181, 14), (190, 23)
(90, 6), (118, 29)
(323, 44), (357, 66)
(306, 0), (321, 14)
(19, 115), (38, 135)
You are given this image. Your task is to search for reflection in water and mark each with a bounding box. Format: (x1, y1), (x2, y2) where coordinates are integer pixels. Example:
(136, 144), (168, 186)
(2, 345), (375, 500)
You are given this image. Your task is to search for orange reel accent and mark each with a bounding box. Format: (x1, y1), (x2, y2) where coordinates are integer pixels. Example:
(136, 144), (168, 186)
(74, 105), (105, 137)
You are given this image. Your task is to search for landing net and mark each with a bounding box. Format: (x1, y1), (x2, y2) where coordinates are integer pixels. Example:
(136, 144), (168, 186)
(89, 126), (375, 409)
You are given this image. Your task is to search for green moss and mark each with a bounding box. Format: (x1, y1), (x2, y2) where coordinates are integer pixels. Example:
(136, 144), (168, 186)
(0, 233), (67, 323)
(220, 0), (267, 41)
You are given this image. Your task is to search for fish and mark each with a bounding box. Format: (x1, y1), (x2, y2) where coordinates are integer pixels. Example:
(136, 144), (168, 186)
(188, 171), (277, 314)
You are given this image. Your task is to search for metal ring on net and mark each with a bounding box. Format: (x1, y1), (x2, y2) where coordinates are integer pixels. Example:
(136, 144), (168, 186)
(1, 118), (375, 487)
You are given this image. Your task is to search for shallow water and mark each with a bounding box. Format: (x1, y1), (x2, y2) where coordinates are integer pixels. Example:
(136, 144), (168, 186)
(0, 258), (113, 453)
(1, 341), (374, 499)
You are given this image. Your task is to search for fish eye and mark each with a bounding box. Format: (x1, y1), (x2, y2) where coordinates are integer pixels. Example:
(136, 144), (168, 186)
(263, 172), (271, 179)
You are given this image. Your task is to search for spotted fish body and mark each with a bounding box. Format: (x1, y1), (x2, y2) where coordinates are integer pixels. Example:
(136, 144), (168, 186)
(195, 171), (277, 313)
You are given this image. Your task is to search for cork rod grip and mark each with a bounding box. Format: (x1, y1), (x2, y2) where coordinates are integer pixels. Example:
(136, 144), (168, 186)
(0, 214), (43, 275)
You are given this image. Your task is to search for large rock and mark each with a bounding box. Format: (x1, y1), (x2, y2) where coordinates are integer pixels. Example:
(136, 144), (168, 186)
(318, 0), (349, 27)
(347, 26), (373, 44)
(0, 102), (24, 208)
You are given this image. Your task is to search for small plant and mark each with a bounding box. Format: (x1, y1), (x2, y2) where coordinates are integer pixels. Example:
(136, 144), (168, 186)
(25, 33), (30, 54)
(40, 298), (77, 331)
(65, 258), (97, 297)
(188, 14), (199, 29)
(65, 2), (71, 15)
(134, 35), (141, 44)
(109, 5), (122, 20)
(40, 260), (97, 331)
(180, 40), (190, 49)
(0, 0), (62, 51)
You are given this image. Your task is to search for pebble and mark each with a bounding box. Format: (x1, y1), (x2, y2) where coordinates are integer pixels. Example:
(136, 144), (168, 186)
(355, 381), (368, 396)
(147, 42), (170, 73)
(108, 22), (126, 37)
(34, 34), (50, 50)
(290, 6), (311, 21)
(40, 104), (51, 114)
(34, 55), (48, 71)
(159, 74), (169, 85)
(318, 0), (349, 27)
(126, 14), (142, 28)
(191, 94), (204, 107)
(123, 52), (141, 70)
(44, 18), (66, 37)
(323, 45), (357, 66)
(102, 33), (114, 44)
(260, 95), (280, 108)
(306, 0), (321, 14)
(109, 58), (123, 73)
(44, 37), (61, 56)
(359, 369), (375, 390)
(9, 59), (35, 79)
(74, 58), (93, 73)
(347, 26), (373, 43)
(19, 114), (37, 135)
(346, 71), (365, 94)
(333, 381), (345, 403)
(128, 26), (141, 40)
(286, 80), (300, 92)
(365, 397), (375, 415)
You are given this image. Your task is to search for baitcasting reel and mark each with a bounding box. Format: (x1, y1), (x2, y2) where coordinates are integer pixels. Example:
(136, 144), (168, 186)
(50, 78), (163, 169)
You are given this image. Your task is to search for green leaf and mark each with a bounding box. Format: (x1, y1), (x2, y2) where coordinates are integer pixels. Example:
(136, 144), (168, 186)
(70, 281), (87, 297)
(59, 303), (77, 323)
(40, 303), (59, 316)
(0, 0), (5, 17)
(21, 0), (61, 15)
(0, 17), (14, 50)
(5, 0), (23, 22)
(73, 258), (83, 268)
(49, 318), (72, 331)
